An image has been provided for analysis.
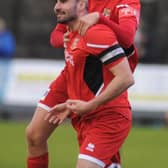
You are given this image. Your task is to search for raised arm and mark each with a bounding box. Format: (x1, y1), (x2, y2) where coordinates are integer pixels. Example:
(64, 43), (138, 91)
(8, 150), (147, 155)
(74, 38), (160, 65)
(50, 23), (67, 48)
(66, 25), (134, 115)
(99, 14), (137, 48)
(78, 0), (140, 48)
(66, 57), (134, 115)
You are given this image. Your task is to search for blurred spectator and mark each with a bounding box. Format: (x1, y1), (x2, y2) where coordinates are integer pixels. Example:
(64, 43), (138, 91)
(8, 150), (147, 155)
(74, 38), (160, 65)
(0, 17), (16, 103)
(135, 19), (146, 59)
(139, 0), (159, 63)
(0, 17), (15, 58)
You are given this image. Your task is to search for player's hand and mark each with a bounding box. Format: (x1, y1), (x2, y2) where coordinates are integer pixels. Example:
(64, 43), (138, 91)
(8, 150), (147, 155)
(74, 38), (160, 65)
(66, 99), (97, 116)
(44, 103), (71, 125)
(63, 31), (70, 48)
(78, 12), (100, 36)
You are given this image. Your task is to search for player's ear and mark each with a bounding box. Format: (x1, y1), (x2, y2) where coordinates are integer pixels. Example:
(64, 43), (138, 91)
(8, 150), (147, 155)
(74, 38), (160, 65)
(79, 0), (88, 10)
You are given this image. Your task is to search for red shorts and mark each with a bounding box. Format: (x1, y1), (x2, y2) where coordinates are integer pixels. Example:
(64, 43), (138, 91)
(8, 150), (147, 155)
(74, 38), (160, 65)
(71, 108), (132, 168)
(38, 70), (68, 111)
(38, 72), (131, 167)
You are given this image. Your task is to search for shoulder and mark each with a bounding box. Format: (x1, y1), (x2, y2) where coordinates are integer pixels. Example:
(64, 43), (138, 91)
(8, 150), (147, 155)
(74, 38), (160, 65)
(84, 24), (117, 46)
(80, 24), (120, 56)
(86, 24), (114, 35)
(116, 0), (141, 9)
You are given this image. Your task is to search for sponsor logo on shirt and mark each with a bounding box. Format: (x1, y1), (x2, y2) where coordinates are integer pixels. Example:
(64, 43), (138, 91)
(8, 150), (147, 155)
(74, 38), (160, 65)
(65, 50), (74, 66)
(103, 8), (111, 17)
(71, 37), (80, 50)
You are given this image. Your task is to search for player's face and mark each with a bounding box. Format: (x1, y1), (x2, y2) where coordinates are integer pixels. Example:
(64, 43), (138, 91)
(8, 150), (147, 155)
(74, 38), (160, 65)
(54, 0), (79, 24)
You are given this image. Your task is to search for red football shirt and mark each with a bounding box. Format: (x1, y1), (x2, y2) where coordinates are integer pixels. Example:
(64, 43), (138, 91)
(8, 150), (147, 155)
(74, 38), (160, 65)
(50, 0), (140, 72)
(64, 24), (131, 119)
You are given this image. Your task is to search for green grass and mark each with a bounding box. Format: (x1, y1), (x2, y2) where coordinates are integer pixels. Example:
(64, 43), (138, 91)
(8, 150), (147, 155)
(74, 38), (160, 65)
(0, 121), (168, 168)
(122, 127), (168, 168)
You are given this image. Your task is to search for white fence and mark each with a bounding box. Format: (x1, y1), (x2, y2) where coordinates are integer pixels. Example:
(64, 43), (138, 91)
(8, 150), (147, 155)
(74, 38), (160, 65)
(0, 59), (168, 118)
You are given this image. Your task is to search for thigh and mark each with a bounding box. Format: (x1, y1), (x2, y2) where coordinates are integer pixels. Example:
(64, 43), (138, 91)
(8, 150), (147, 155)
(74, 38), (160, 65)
(27, 107), (57, 141)
(76, 158), (102, 168)
(28, 72), (68, 140)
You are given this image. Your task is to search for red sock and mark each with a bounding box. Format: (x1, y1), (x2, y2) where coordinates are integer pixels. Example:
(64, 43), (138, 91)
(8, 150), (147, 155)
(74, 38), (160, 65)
(27, 153), (48, 168)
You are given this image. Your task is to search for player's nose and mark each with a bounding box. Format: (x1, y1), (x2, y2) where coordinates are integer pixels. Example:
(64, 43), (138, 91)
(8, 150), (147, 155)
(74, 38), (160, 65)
(54, 1), (62, 12)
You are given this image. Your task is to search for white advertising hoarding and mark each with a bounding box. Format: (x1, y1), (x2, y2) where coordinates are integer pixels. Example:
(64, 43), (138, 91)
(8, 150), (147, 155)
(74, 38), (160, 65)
(129, 64), (168, 112)
(2, 59), (168, 113)
(3, 59), (64, 106)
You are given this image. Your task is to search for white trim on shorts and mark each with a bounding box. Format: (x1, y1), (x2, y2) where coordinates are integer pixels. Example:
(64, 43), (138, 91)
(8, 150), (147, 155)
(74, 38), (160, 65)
(37, 103), (51, 112)
(78, 154), (105, 168)
(108, 163), (121, 168)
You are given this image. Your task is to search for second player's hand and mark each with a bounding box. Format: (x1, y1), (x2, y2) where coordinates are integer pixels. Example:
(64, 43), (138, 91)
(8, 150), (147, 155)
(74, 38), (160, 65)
(63, 31), (70, 48)
(66, 99), (97, 115)
(78, 12), (100, 36)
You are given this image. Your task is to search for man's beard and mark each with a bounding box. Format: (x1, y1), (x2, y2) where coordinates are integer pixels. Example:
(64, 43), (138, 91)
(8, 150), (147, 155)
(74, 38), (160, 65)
(56, 15), (77, 24)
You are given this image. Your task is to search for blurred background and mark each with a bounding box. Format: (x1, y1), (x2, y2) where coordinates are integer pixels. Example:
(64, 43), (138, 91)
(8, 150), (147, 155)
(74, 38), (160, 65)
(0, 0), (168, 168)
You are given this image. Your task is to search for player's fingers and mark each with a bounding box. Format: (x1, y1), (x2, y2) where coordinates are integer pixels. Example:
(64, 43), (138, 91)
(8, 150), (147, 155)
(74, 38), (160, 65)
(58, 114), (68, 124)
(57, 110), (69, 125)
(53, 118), (60, 125)
(64, 36), (70, 42)
(63, 32), (69, 48)
(58, 118), (64, 125)
(64, 43), (67, 48)
(48, 116), (54, 123)
(64, 38), (69, 44)
(64, 32), (70, 40)
(49, 115), (58, 123)
(78, 21), (85, 35)
(44, 112), (52, 121)
(80, 25), (89, 36)
(50, 103), (66, 112)
(66, 99), (78, 103)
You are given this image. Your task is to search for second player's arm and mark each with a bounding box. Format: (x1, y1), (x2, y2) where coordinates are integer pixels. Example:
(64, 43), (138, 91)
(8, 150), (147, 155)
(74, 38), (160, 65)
(50, 24), (67, 48)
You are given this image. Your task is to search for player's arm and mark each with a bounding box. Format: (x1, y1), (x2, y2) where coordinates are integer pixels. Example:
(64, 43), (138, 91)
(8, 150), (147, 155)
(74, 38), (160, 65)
(90, 57), (134, 107)
(66, 25), (134, 115)
(79, 13), (137, 48)
(66, 57), (134, 115)
(99, 0), (141, 48)
(98, 15), (137, 48)
(50, 23), (67, 48)
(78, 0), (140, 48)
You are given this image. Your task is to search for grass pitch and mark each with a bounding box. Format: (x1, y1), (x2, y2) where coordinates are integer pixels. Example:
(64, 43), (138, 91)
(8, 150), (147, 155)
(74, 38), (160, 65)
(0, 121), (167, 168)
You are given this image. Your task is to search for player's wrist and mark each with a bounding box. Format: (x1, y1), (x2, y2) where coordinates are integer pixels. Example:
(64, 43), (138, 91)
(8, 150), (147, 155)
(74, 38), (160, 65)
(94, 12), (100, 23)
(98, 13), (106, 24)
(89, 99), (100, 110)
